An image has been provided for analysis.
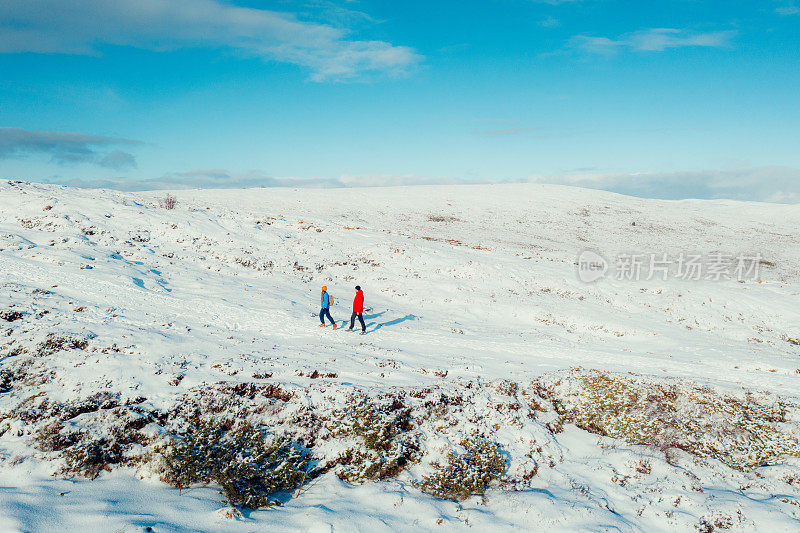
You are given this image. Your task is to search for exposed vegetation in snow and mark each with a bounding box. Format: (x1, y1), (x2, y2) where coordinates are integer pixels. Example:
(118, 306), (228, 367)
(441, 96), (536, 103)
(541, 369), (800, 470)
(2, 180), (800, 530)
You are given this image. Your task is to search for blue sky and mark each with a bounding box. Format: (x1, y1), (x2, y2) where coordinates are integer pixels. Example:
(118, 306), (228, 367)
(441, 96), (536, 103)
(1, 0), (799, 201)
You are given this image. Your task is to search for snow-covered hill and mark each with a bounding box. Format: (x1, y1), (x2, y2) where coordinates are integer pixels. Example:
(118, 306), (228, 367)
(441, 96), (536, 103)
(1, 180), (800, 532)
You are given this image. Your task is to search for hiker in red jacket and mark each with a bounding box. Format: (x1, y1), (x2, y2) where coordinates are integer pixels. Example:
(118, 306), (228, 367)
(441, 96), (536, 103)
(348, 285), (366, 333)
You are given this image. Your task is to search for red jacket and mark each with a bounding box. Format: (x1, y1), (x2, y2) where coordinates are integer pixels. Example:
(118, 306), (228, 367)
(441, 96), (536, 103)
(352, 290), (364, 313)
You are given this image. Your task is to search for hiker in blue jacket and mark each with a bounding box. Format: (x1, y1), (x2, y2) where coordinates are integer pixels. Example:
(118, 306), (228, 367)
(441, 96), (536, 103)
(319, 286), (337, 329)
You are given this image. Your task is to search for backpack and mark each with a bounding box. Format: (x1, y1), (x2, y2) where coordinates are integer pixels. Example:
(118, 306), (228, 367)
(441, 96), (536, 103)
(322, 292), (334, 307)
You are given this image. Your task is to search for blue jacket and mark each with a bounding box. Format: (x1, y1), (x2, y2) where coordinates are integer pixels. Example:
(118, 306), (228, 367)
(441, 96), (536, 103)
(322, 292), (330, 309)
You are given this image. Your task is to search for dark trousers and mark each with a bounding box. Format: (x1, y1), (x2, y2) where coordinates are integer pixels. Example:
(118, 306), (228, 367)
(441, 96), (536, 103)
(320, 307), (334, 325)
(350, 312), (365, 331)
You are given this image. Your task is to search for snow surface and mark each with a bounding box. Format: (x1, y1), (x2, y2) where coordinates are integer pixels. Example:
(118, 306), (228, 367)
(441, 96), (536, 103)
(1, 180), (800, 531)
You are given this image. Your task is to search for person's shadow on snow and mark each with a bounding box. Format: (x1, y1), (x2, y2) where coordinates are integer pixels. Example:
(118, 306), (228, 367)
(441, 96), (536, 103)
(367, 314), (418, 333)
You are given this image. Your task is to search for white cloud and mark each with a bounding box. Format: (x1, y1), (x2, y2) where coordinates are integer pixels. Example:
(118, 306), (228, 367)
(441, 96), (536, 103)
(776, 5), (800, 15)
(0, 127), (140, 169)
(572, 28), (736, 54)
(0, 0), (420, 81)
(570, 36), (624, 55)
(538, 17), (561, 28)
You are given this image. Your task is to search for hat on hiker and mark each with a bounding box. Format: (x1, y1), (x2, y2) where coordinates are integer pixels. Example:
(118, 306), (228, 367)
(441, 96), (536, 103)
(322, 286), (327, 291)
(355, 285), (361, 291)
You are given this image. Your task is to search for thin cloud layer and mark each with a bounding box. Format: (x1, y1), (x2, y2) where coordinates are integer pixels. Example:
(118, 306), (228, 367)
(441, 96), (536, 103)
(572, 28), (736, 54)
(473, 128), (532, 136)
(0, 127), (140, 170)
(45, 166), (800, 204)
(56, 171), (474, 191)
(0, 0), (420, 81)
(337, 174), (468, 187)
(60, 169), (340, 192)
(525, 166), (800, 203)
(776, 6), (800, 15)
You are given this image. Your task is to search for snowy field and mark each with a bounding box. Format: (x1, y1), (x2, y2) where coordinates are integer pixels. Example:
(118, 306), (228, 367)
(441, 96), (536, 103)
(1, 180), (800, 532)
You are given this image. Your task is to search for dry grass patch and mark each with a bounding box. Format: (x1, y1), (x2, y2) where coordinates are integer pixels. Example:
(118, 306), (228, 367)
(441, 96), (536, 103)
(538, 369), (800, 470)
(427, 214), (462, 223)
(36, 334), (89, 356)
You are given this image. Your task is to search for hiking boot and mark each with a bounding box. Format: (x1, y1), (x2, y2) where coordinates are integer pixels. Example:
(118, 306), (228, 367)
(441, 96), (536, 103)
(332, 323), (338, 330)
(319, 323), (326, 327)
